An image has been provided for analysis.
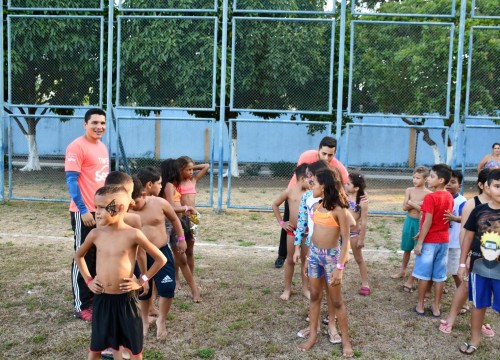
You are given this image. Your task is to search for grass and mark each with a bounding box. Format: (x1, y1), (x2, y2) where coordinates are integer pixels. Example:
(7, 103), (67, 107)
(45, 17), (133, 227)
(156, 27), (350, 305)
(0, 201), (498, 359)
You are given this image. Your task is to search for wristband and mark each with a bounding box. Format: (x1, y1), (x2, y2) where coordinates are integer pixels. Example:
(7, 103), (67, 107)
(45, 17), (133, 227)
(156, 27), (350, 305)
(177, 235), (186, 241)
(459, 263), (466, 268)
(85, 277), (93, 286)
(141, 274), (149, 283)
(184, 205), (189, 213)
(336, 263), (345, 270)
(279, 220), (285, 225)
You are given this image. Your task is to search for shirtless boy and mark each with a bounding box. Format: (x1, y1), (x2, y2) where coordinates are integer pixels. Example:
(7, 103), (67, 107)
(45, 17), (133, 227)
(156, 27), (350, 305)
(129, 176), (185, 340)
(392, 166), (431, 292)
(74, 185), (167, 360)
(272, 163), (310, 300)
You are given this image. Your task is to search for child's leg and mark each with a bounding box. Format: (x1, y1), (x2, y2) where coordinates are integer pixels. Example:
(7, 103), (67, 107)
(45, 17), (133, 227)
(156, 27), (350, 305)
(349, 236), (369, 289)
(139, 299), (151, 336)
(460, 307), (487, 353)
(185, 238), (195, 274)
(431, 281), (444, 316)
(112, 349), (123, 360)
(326, 282), (353, 357)
(280, 235), (295, 300)
(452, 274), (462, 288)
(172, 245), (201, 302)
(392, 250), (411, 278)
(298, 277), (323, 351)
(444, 280), (469, 327)
(156, 296), (173, 341)
(325, 278), (340, 342)
(300, 244), (310, 299)
(88, 352), (101, 360)
(416, 280), (429, 313)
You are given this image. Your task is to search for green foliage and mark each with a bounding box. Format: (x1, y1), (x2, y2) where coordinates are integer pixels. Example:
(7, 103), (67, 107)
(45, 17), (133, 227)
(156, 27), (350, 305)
(196, 348), (215, 358)
(245, 163), (262, 176)
(269, 161), (296, 178)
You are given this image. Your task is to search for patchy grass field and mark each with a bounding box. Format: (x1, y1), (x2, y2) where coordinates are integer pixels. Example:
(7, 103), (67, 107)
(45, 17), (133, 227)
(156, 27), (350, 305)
(0, 201), (498, 359)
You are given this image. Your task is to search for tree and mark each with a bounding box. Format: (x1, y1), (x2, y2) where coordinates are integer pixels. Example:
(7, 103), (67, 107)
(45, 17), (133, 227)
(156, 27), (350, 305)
(7, 6), (102, 171)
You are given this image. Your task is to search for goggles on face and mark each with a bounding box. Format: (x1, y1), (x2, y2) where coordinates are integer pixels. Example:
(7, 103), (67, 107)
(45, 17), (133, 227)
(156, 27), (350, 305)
(482, 241), (498, 251)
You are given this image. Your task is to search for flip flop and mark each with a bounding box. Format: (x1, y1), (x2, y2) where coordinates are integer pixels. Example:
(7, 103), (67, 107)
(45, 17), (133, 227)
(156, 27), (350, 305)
(481, 323), (495, 337)
(439, 320), (452, 334)
(402, 285), (414, 293)
(459, 342), (478, 355)
(359, 286), (371, 296)
(328, 328), (342, 344)
(414, 306), (425, 316)
(429, 306), (441, 318)
(459, 305), (470, 315)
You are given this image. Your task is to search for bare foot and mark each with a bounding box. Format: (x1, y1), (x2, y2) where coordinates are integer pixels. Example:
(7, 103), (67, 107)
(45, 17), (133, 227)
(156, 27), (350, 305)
(192, 287), (202, 303)
(156, 318), (167, 341)
(302, 288), (311, 300)
(280, 289), (292, 301)
(342, 341), (354, 358)
(391, 271), (405, 279)
(297, 335), (318, 352)
(142, 320), (150, 337)
(148, 315), (157, 324)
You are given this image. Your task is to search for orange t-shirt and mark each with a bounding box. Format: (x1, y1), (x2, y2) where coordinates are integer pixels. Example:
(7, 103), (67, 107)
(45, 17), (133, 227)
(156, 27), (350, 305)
(287, 150), (349, 188)
(65, 136), (109, 213)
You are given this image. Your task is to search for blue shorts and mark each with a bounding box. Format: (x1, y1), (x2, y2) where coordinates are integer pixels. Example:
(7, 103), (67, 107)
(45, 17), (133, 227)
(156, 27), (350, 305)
(307, 243), (340, 284)
(139, 244), (175, 300)
(400, 215), (419, 251)
(412, 242), (448, 282)
(469, 272), (500, 311)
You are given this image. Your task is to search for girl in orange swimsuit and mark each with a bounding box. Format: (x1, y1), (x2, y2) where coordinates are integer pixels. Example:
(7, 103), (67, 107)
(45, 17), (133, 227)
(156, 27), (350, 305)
(345, 172), (370, 296)
(160, 158), (202, 302)
(298, 168), (353, 357)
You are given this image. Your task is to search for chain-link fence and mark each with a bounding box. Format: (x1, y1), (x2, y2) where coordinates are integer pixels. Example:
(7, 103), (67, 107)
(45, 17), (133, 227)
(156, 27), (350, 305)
(1, 0), (499, 215)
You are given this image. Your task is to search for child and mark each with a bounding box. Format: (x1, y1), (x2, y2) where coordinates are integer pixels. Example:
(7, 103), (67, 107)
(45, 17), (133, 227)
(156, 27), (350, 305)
(443, 170), (467, 288)
(176, 156), (210, 279)
(413, 164), (454, 317)
(129, 175), (184, 340)
(272, 163), (310, 300)
(74, 185), (167, 360)
(458, 168), (500, 355)
(298, 168), (353, 357)
(439, 169), (495, 336)
(345, 172), (370, 295)
(391, 166), (431, 294)
(160, 158), (201, 302)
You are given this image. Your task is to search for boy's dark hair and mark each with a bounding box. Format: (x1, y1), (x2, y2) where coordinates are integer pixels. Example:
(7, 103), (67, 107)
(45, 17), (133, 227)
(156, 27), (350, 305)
(131, 175), (144, 200)
(414, 166), (429, 178)
(295, 163), (308, 179)
(84, 108), (106, 123)
(160, 158), (181, 197)
(137, 166), (161, 186)
(318, 136), (337, 149)
(477, 168), (490, 194)
(177, 156), (194, 171)
(95, 185), (127, 197)
(105, 171), (132, 186)
(431, 163), (452, 185)
(307, 160), (330, 176)
(349, 171), (366, 205)
(451, 169), (463, 185)
(487, 168), (500, 185)
(315, 168), (348, 211)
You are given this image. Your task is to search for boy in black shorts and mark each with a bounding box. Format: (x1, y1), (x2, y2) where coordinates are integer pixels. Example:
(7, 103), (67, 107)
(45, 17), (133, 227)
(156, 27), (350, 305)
(74, 185), (167, 359)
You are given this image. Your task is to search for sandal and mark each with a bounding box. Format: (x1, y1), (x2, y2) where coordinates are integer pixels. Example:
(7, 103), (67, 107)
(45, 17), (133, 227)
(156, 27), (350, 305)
(402, 285), (414, 293)
(459, 342), (478, 355)
(328, 328), (342, 344)
(439, 320), (452, 334)
(359, 286), (371, 296)
(459, 305), (470, 315)
(481, 323), (495, 337)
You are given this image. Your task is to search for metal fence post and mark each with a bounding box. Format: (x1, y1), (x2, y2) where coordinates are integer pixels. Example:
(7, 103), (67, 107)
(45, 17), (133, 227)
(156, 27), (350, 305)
(335, 0), (347, 158)
(0, 0), (4, 202)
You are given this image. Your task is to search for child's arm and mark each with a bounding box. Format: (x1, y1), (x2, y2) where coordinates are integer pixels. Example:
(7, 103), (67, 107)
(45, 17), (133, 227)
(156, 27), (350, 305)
(193, 163), (210, 182)
(402, 188), (411, 211)
(162, 200), (187, 253)
(293, 193), (309, 263)
(330, 207), (350, 286)
(414, 212), (432, 255)
(457, 229), (474, 279)
(476, 155), (489, 173)
(74, 230), (104, 294)
(272, 190), (293, 232)
(121, 230), (168, 291)
(164, 183), (195, 214)
(443, 210), (460, 224)
(355, 200), (368, 248)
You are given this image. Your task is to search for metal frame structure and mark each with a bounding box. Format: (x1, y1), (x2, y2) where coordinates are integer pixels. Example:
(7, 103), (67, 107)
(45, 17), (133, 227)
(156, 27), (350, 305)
(232, 0), (335, 15)
(351, 0), (456, 18)
(347, 20), (455, 119)
(117, 0), (217, 12)
(7, 0), (104, 11)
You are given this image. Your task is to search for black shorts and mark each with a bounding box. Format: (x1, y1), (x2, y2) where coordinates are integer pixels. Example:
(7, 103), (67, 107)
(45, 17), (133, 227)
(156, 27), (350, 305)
(89, 292), (143, 356)
(139, 244), (176, 300)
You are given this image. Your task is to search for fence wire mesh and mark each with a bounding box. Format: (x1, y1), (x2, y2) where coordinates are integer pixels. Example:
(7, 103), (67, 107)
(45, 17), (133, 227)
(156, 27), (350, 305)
(465, 27), (500, 118)
(349, 21), (453, 118)
(8, 16), (103, 107)
(118, 0), (216, 11)
(352, 0), (456, 17)
(8, 0), (103, 10)
(472, 0), (500, 18)
(234, 0), (335, 13)
(117, 16), (217, 110)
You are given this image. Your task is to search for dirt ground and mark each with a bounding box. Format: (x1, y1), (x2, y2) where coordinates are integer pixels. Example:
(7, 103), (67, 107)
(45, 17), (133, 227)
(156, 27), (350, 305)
(0, 199), (498, 360)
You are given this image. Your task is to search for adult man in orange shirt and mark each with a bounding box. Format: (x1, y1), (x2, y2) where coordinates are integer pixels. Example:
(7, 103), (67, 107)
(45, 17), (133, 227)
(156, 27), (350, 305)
(65, 108), (109, 321)
(275, 136), (348, 268)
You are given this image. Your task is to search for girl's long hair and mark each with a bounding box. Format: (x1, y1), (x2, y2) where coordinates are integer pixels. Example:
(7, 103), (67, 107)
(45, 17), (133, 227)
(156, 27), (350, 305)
(160, 158), (181, 197)
(315, 168), (348, 211)
(477, 168), (490, 194)
(348, 171), (366, 205)
(177, 156), (193, 172)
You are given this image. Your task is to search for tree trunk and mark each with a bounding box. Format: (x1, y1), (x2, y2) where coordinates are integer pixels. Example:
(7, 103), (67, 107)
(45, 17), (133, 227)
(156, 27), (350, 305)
(20, 133), (41, 171)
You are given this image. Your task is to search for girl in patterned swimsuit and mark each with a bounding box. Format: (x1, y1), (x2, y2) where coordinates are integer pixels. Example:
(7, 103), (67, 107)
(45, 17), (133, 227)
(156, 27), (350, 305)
(345, 172), (371, 296)
(298, 168), (353, 357)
